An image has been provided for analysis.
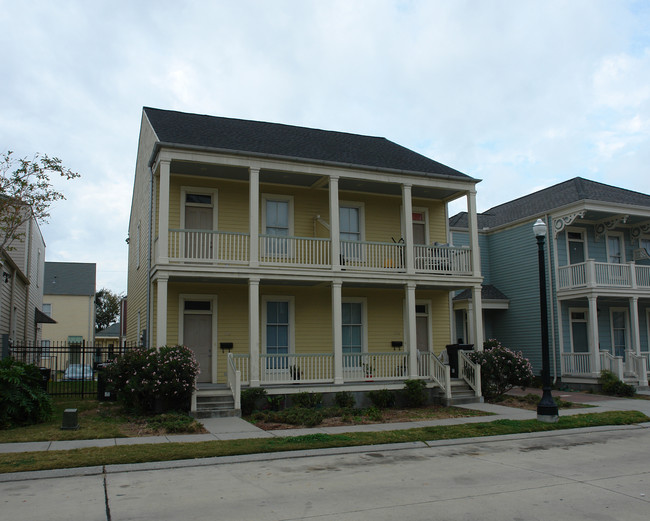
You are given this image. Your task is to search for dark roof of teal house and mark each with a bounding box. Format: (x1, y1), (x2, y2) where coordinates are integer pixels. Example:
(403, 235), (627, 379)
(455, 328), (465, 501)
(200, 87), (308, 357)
(96, 322), (120, 337)
(43, 262), (96, 296)
(453, 284), (509, 301)
(450, 177), (650, 229)
(143, 107), (474, 181)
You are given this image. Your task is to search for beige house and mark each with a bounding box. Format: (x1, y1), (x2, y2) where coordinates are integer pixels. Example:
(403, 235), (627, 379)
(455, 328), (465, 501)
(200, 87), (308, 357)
(127, 107), (485, 414)
(41, 262), (96, 346)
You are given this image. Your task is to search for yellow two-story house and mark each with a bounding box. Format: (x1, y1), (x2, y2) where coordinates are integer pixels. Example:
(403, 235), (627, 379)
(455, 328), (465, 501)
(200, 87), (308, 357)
(127, 107), (484, 413)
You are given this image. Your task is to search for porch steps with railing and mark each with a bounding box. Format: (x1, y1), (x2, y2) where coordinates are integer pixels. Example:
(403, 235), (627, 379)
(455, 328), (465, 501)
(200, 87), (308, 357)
(442, 380), (483, 406)
(192, 389), (241, 419)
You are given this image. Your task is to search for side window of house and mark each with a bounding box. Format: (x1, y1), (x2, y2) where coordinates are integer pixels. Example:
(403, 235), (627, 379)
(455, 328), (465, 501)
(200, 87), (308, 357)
(342, 302), (363, 354)
(569, 310), (588, 353)
(567, 230), (585, 264)
(607, 234), (623, 264)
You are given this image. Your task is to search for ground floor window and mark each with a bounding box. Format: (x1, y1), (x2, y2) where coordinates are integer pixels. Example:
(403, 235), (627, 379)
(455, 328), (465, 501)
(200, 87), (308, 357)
(263, 298), (293, 370)
(342, 302), (363, 354)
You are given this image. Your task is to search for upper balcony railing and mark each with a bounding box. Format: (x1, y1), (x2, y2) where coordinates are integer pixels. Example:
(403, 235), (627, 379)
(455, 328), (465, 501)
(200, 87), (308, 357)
(558, 260), (650, 291)
(165, 229), (473, 276)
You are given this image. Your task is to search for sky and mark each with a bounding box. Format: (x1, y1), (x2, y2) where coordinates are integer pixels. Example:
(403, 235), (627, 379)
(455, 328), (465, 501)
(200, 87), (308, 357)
(1, 0), (649, 294)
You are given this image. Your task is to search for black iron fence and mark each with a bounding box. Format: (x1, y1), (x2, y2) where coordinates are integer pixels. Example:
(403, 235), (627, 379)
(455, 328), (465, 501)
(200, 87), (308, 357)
(8, 342), (138, 398)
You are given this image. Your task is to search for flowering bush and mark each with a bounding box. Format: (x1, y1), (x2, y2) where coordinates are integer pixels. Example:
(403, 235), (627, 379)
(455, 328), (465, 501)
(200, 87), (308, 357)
(467, 339), (534, 401)
(106, 345), (199, 414)
(0, 358), (52, 429)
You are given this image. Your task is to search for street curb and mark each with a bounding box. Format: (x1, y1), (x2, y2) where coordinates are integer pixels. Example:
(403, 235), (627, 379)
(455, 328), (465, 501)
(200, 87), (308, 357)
(2, 422), (648, 483)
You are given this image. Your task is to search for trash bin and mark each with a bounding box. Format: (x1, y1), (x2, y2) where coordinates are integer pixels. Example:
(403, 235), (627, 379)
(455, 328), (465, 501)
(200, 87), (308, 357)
(446, 344), (474, 378)
(96, 364), (116, 401)
(38, 368), (51, 392)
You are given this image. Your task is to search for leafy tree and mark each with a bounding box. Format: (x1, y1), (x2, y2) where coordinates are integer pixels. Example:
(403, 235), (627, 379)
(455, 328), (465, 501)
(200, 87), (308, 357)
(95, 288), (123, 332)
(0, 150), (80, 251)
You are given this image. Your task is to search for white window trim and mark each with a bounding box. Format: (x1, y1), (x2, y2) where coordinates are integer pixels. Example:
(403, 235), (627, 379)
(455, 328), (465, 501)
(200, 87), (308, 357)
(401, 207), (430, 244)
(261, 296), (295, 355)
(178, 294), (218, 383)
(610, 307), (629, 354)
(180, 186), (219, 230)
(606, 231), (625, 264)
(339, 201), (365, 242)
(569, 307), (589, 353)
(261, 194), (294, 236)
(565, 227), (588, 265)
(342, 297), (368, 354)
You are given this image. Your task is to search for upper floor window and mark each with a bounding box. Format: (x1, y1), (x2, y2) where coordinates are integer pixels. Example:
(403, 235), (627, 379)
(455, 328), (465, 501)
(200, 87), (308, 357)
(607, 233), (624, 264)
(412, 210), (428, 245)
(640, 237), (650, 256)
(567, 230), (586, 264)
(265, 199), (290, 237)
(42, 303), (52, 317)
(183, 190), (216, 231)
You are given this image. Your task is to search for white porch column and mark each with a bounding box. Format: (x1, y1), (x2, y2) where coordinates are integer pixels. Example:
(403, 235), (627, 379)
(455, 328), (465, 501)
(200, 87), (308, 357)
(158, 160), (170, 264)
(330, 176), (341, 271)
(467, 190), (481, 277)
(156, 275), (168, 348)
(405, 282), (418, 378)
(470, 285), (484, 351)
(588, 296), (601, 374)
(248, 277), (260, 387)
(401, 184), (415, 274)
(332, 280), (343, 384)
(630, 296), (641, 355)
(249, 167), (260, 267)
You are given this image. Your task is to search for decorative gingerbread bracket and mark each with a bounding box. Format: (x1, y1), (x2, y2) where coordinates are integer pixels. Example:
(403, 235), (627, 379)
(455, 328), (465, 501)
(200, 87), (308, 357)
(553, 211), (585, 237)
(594, 214), (629, 241)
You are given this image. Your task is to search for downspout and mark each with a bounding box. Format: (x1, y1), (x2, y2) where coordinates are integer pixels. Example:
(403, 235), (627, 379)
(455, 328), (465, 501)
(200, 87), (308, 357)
(24, 217), (33, 344)
(146, 165), (154, 348)
(546, 214), (557, 384)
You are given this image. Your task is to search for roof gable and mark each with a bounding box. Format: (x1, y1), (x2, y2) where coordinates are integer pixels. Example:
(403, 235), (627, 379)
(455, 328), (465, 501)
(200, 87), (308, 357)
(143, 107), (472, 180)
(44, 262), (96, 296)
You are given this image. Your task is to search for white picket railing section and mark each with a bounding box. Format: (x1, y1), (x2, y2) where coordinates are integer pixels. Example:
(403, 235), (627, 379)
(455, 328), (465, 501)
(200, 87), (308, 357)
(594, 262), (630, 287)
(458, 350), (482, 397)
(427, 352), (452, 400)
(600, 351), (624, 380)
(168, 230), (249, 263)
(259, 354), (334, 384)
(558, 263), (587, 289)
(636, 265), (650, 288)
(561, 352), (592, 374)
(413, 244), (472, 274)
(340, 241), (405, 272)
(342, 352), (409, 381)
(259, 235), (331, 267)
(226, 353), (241, 410)
(559, 261), (650, 290)
(626, 351), (649, 387)
(232, 354), (250, 385)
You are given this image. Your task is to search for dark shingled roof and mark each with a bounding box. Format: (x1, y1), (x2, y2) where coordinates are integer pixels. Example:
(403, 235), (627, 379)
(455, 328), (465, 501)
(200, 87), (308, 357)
(450, 177), (650, 229)
(144, 107), (472, 180)
(43, 262), (96, 296)
(453, 284), (509, 301)
(96, 323), (120, 337)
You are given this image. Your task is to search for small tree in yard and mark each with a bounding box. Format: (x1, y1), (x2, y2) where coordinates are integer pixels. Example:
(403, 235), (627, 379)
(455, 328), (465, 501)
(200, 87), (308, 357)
(0, 150), (79, 251)
(467, 339), (534, 401)
(95, 288), (123, 332)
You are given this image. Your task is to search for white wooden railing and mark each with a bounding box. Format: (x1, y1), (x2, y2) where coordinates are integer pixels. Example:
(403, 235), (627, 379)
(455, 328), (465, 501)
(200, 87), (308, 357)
(413, 244), (472, 274)
(600, 351), (624, 380)
(226, 353), (241, 410)
(259, 235), (331, 267)
(342, 352), (409, 381)
(561, 352), (592, 375)
(232, 354), (250, 385)
(340, 241), (405, 272)
(626, 351), (649, 387)
(459, 350), (482, 397)
(260, 353), (334, 384)
(559, 260), (650, 290)
(426, 352), (452, 400)
(168, 230), (249, 263)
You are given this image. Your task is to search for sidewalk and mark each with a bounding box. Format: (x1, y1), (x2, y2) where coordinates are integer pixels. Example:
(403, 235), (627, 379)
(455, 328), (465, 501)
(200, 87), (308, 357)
(2, 390), (649, 454)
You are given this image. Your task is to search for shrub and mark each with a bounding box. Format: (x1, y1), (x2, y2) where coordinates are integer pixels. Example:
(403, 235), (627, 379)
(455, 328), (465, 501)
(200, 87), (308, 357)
(146, 412), (203, 433)
(364, 406), (383, 422)
(266, 394), (284, 411)
(241, 388), (267, 415)
(254, 407), (324, 427)
(403, 379), (427, 407)
(0, 358), (53, 429)
(334, 391), (356, 409)
(367, 389), (396, 409)
(466, 340), (534, 401)
(292, 392), (323, 408)
(105, 345), (199, 414)
(599, 370), (635, 397)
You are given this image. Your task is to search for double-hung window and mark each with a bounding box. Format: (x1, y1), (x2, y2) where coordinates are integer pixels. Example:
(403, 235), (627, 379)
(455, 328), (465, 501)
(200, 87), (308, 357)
(342, 302), (363, 354)
(340, 204), (363, 260)
(265, 300), (290, 370)
(263, 196), (292, 257)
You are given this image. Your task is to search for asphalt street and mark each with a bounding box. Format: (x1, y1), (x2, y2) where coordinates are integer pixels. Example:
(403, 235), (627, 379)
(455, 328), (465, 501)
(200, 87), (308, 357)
(2, 425), (649, 521)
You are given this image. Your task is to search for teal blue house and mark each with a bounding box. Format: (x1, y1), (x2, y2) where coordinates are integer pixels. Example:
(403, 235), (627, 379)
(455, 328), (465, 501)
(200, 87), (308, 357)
(450, 178), (650, 388)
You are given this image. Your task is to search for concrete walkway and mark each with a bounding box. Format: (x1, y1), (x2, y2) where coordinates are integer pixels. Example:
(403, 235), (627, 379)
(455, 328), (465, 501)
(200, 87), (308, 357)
(2, 390), (649, 454)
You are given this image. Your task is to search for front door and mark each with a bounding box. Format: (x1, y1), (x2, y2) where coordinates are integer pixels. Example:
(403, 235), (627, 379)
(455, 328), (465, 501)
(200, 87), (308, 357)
(183, 301), (213, 383)
(184, 193), (214, 259)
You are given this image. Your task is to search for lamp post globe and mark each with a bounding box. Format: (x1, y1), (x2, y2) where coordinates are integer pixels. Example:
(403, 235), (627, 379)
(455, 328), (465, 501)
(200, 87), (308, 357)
(534, 219), (559, 423)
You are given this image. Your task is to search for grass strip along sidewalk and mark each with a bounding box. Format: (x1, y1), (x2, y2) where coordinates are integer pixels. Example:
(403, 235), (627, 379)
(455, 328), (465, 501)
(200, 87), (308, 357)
(1, 410), (647, 475)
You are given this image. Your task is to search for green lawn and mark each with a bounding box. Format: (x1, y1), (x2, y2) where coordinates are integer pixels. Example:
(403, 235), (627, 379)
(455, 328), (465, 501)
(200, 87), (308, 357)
(0, 410), (646, 474)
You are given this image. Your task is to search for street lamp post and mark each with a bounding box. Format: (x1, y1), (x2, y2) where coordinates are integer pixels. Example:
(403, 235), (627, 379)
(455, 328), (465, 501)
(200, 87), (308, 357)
(533, 219), (559, 423)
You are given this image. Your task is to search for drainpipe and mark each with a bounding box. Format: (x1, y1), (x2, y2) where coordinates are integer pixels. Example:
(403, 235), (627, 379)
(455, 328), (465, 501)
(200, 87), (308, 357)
(146, 165), (154, 348)
(546, 214), (558, 383)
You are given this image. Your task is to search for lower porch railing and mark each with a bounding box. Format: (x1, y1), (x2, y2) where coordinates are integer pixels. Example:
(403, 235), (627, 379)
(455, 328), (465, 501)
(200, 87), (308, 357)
(600, 351), (624, 380)
(459, 350), (482, 397)
(626, 350), (649, 387)
(342, 352), (408, 381)
(561, 352), (592, 375)
(227, 353), (241, 410)
(260, 353), (334, 384)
